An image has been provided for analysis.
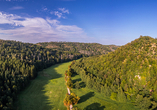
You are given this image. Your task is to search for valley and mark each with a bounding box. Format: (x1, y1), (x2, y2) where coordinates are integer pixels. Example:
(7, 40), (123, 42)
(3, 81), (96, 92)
(0, 0), (156, 109)
(1, 36), (157, 110)
(15, 61), (138, 110)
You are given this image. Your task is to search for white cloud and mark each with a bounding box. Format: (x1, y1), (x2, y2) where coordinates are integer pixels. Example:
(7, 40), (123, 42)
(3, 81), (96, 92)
(54, 11), (62, 18)
(10, 6), (24, 10)
(46, 18), (60, 25)
(50, 8), (69, 19)
(39, 7), (69, 19)
(0, 12), (89, 43)
(56, 25), (83, 33)
(58, 8), (69, 14)
(41, 6), (48, 11)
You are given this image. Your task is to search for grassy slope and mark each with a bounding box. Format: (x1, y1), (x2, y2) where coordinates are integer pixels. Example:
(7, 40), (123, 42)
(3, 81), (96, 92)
(71, 74), (139, 110)
(15, 61), (138, 110)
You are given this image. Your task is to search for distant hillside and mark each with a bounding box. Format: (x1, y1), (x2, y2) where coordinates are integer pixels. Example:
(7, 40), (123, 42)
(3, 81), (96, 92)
(71, 36), (157, 110)
(37, 42), (119, 56)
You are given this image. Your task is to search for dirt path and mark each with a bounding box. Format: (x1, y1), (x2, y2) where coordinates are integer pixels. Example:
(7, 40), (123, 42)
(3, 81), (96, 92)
(67, 87), (73, 110)
(67, 87), (70, 95)
(70, 105), (73, 110)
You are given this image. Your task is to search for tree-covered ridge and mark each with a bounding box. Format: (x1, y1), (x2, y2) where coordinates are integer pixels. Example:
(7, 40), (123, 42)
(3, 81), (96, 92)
(0, 39), (85, 110)
(71, 36), (157, 109)
(37, 41), (119, 56)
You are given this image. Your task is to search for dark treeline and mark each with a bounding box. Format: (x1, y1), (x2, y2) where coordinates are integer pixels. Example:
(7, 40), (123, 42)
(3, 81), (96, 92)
(71, 36), (157, 110)
(0, 39), (117, 110)
(37, 41), (119, 56)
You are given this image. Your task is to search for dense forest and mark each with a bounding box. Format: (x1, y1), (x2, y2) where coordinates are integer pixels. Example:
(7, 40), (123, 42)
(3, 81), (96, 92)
(0, 39), (118, 110)
(71, 36), (157, 110)
(37, 42), (118, 56)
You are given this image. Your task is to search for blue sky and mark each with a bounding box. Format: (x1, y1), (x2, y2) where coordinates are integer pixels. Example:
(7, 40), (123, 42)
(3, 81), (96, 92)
(0, 0), (157, 45)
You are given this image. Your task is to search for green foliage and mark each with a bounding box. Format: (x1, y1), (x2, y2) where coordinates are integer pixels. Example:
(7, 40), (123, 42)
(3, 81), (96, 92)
(86, 75), (93, 89)
(38, 41), (119, 56)
(152, 91), (157, 102)
(66, 70), (72, 77)
(63, 93), (80, 107)
(0, 39), (89, 109)
(71, 36), (157, 109)
(75, 81), (80, 89)
(135, 95), (151, 110)
(110, 92), (117, 101)
(66, 78), (73, 89)
(72, 106), (81, 110)
(117, 87), (127, 103)
(15, 62), (72, 110)
(16, 61), (139, 110)
(103, 84), (111, 97)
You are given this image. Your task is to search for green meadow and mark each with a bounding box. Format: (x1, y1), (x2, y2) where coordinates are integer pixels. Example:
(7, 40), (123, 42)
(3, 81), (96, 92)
(71, 74), (139, 110)
(14, 62), (70, 110)
(15, 61), (138, 110)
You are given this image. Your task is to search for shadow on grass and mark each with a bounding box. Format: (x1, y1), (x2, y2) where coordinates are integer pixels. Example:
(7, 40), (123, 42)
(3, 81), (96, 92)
(71, 73), (77, 77)
(14, 63), (64, 110)
(79, 81), (86, 88)
(79, 92), (94, 103)
(45, 67), (62, 80)
(71, 69), (77, 77)
(83, 102), (105, 110)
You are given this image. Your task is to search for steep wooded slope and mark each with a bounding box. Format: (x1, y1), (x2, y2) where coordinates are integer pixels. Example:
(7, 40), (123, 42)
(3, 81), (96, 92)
(71, 36), (157, 110)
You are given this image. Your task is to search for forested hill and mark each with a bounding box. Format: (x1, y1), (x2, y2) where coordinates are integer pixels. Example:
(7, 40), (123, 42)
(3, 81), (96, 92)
(71, 36), (157, 110)
(0, 39), (118, 109)
(0, 39), (84, 109)
(37, 42), (119, 56)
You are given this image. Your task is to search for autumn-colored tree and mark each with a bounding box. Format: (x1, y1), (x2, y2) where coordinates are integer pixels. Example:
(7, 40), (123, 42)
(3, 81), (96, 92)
(63, 93), (80, 110)
(66, 78), (73, 89)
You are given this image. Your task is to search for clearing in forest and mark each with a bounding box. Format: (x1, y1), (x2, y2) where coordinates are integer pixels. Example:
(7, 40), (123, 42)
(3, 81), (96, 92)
(15, 61), (138, 110)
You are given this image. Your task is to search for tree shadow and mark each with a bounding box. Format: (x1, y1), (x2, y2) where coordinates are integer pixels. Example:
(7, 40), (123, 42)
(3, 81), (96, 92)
(14, 63), (65, 110)
(71, 73), (78, 77)
(79, 81), (86, 88)
(71, 69), (78, 77)
(40, 66), (62, 80)
(72, 78), (81, 84)
(83, 102), (105, 110)
(79, 92), (94, 103)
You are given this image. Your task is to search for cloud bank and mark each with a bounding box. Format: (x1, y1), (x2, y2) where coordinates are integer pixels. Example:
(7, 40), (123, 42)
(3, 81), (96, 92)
(0, 12), (89, 43)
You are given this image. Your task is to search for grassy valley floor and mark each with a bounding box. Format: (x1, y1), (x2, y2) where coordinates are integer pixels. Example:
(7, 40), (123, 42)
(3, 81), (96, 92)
(14, 61), (139, 110)
(14, 62), (70, 110)
(71, 74), (139, 110)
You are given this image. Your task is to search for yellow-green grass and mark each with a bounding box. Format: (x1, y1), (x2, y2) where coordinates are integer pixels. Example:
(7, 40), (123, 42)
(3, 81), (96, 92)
(15, 62), (71, 110)
(15, 61), (139, 110)
(71, 74), (139, 110)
